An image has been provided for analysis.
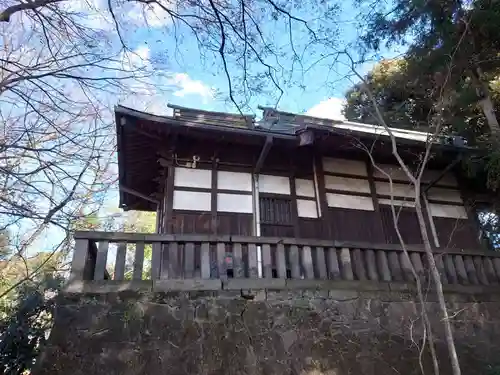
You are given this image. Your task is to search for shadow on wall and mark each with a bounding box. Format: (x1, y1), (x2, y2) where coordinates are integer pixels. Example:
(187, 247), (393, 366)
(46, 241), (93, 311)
(33, 289), (500, 375)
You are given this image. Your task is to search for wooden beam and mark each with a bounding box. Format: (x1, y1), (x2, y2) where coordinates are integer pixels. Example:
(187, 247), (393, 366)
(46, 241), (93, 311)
(423, 154), (462, 193)
(254, 135), (273, 174)
(119, 185), (160, 205)
(72, 231), (497, 257)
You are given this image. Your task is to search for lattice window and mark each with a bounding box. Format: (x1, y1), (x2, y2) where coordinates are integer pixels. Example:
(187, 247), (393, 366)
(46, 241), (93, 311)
(259, 197), (293, 225)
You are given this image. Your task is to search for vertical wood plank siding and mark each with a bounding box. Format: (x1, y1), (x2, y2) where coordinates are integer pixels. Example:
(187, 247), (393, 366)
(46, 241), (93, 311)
(216, 213), (253, 236)
(157, 144), (483, 253)
(298, 218), (324, 238)
(260, 225), (295, 237)
(329, 208), (384, 243)
(379, 205), (423, 245)
(432, 217), (480, 249)
(170, 211), (213, 234)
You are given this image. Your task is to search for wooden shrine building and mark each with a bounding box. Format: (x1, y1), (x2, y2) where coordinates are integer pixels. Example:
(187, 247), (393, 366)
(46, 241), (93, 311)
(116, 104), (491, 251)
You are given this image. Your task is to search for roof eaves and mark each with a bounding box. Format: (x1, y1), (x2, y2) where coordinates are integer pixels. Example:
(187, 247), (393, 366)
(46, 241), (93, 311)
(114, 108), (126, 208)
(115, 105), (297, 140)
(301, 123), (475, 152)
(168, 103), (255, 119)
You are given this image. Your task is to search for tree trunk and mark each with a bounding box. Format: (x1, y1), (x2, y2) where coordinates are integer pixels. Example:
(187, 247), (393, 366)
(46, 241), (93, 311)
(414, 197), (462, 375)
(470, 67), (500, 137)
(477, 95), (500, 137)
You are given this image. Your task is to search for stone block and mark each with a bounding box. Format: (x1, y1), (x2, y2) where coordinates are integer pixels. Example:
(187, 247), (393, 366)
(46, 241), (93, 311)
(223, 278), (286, 290)
(285, 279), (334, 290)
(328, 289), (359, 300)
(240, 289), (266, 301)
(217, 290), (244, 299)
(64, 280), (152, 294)
(35, 272), (500, 375)
(266, 290), (299, 302)
(188, 290), (219, 299)
(301, 289), (329, 299)
(153, 279), (221, 292)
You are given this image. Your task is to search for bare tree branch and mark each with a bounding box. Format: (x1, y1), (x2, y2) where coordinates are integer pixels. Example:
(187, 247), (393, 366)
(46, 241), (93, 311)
(0, 0), (63, 22)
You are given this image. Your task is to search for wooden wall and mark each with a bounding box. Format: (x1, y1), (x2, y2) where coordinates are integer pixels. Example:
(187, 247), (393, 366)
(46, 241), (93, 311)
(162, 163), (254, 236)
(158, 145), (484, 251)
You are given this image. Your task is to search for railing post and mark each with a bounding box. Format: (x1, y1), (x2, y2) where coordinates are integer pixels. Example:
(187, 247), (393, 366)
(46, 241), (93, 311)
(201, 242), (211, 279)
(94, 241), (109, 281)
(68, 232), (500, 291)
(151, 242), (162, 280)
(70, 238), (90, 282)
(114, 243), (127, 281)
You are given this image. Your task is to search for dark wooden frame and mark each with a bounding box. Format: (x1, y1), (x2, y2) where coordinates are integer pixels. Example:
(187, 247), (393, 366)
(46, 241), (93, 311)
(157, 140), (486, 251)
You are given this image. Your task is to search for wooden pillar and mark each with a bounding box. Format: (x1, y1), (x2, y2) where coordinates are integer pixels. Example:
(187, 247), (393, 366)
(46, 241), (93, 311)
(457, 170), (487, 250)
(164, 165), (175, 233)
(211, 158), (218, 234)
(313, 154), (331, 239)
(155, 205), (161, 234)
(289, 175), (300, 238)
(366, 160), (385, 243)
(252, 173), (261, 237)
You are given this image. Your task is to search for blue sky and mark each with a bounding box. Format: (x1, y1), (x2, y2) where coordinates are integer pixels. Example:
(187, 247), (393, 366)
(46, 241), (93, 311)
(108, 0), (401, 119)
(3, 0), (405, 254)
(83, 0), (403, 220)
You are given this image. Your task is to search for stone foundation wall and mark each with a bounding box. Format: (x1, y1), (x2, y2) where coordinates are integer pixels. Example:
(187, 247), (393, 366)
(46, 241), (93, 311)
(34, 287), (500, 375)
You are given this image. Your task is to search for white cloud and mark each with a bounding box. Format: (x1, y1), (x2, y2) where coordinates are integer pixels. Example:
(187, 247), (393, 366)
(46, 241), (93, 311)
(119, 44), (151, 72)
(170, 73), (215, 100)
(66, 0), (174, 30)
(63, 0), (114, 30)
(117, 46), (214, 114)
(306, 97), (346, 121)
(134, 45), (151, 60)
(126, 1), (174, 28)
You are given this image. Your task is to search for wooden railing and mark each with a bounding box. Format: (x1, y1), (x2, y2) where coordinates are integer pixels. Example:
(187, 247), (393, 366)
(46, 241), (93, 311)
(70, 231), (500, 288)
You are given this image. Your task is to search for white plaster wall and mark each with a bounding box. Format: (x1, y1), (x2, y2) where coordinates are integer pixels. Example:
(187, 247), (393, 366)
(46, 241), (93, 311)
(259, 175), (290, 194)
(217, 193), (253, 213)
(217, 171), (252, 191)
(375, 181), (415, 198)
(325, 175), (371, 193)
(422, 170), (458, 187)
(372, 164), (411, 181)
(378, 198), (415, 208)
(326, 193), (374, 211)
(295, 179), (315, 197)
(322, 157), (367, 176)
(174, 167), (212, 188)
(429, 203), (467, 219)
(297, 199), (318, 218)
(173, 190), (211, 211)
(427, 187), (463, 203)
